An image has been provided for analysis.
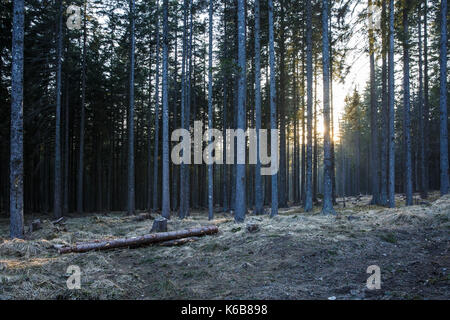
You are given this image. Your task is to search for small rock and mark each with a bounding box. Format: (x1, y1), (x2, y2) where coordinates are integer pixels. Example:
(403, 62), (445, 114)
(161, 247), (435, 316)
(150, 217), (168, 233)
(241, 262), (252, 269)
(246, 223), (260, 233)
(328, 296), (337, 300)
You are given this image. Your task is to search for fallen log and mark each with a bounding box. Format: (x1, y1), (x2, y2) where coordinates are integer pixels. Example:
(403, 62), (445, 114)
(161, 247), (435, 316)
(51, 217), (65, 225)
(58, 225), (219, 254)
(159, 237), (200, 247)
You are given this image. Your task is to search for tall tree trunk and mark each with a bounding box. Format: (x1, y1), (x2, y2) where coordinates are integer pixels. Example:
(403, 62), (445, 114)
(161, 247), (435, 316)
(439, 0), (449, 195)
(235, 0), (246, 222)
(301, 44), (306, 204)
(328, 3), (336, 205)
(313, 60), (318, 202)
(254, 0), (263, 215)
(423, 0), (430, 198)
(10, 0), (25, 238)
(268, 0), (278, 217)
(207, 0), (214, 220)
(388, 0), (395, 207)
(368, 0), (379, 205)
(356, 129), (361, 194)
(77, 0), (87, 214)
(304, 0), (313, 212)
(185, 0), (193, 216)
(402, 4), (413, 206)
(64, 81), (70, 214)
(54, 0), (63, 218)
(179, 0), (188, 218)
(222, 0), (229, 213)
(321, 0), (335, 215)
(147, 29), (154, 212)
(127, 0), (136, 215)
(161, 0), (171, 218)
(152, 2), (161, 211)
(418, 3), (426, 199)
(278, 0), (287, 208)
(380, 0), (388, 206)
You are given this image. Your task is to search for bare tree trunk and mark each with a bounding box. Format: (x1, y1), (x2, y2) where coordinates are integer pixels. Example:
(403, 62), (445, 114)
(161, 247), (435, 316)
(304, 0), (313, 212)
(127, 0), (136, 215)
(268, 0), (278, 217)
(368, 0), (379, 206)
(388, 0), (396, 208)
(10, 0), (25, 238)
(235, 0), (246, 222)
(418, 3), (426, 199)
(402, 5), (413, 206)
(278, 0), (287, 209)
(439, 0), (449, 195)
(179, 0), (188, 218)
(254, 0), (263, 215)
(321, 0), (335, 215)
(380, 0), (388, 206)
(63, 82), (70, 215)
(77, 0), (87, 214)
(153, 2), (161, 211)
(423, 0), (430, 198)
(161, 0), (171, 218)
(207, 0), (214, 220)
(54, 0), (63, 218)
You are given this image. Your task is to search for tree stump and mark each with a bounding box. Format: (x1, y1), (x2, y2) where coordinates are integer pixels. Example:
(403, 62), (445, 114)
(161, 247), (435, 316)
(151, 217), (168, 233)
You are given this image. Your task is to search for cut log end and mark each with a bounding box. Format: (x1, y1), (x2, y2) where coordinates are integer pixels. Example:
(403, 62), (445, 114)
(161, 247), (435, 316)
(151, 217), (168, 233)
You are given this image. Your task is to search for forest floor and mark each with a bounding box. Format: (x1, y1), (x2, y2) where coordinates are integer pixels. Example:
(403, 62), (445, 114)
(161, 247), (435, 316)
(0, 193), (449, 300)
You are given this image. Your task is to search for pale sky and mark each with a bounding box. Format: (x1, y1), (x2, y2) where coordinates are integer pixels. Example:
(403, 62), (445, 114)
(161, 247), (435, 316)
(330, 1), (371, 140)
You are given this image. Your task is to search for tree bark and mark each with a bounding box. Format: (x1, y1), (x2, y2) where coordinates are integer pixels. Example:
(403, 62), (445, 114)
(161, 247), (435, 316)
(254, 0), (263, 215)
(127, 0), (136, 215)
(368, 0), (379, 205)
(268, 0), (278, 217)
(304, 0), (313, 212)
(10, 0), (25, 238)
(54, 0), (64, 218)
(439, 0), (449, 195)
(153, 2), (161, 211)
(402, 4), (413, 206)
(388, 0), (395, 208)
(161, 0), (171, 218)
(77, 0), (87, 214)
(234, 0), (246, 222)
(58, 226), (219, 254)
(321, 0), (335, 215)
(207, 0), (214, 220)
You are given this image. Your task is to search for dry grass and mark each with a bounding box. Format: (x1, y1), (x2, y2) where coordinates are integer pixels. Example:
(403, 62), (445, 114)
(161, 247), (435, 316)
(0, 192), (449, 300)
